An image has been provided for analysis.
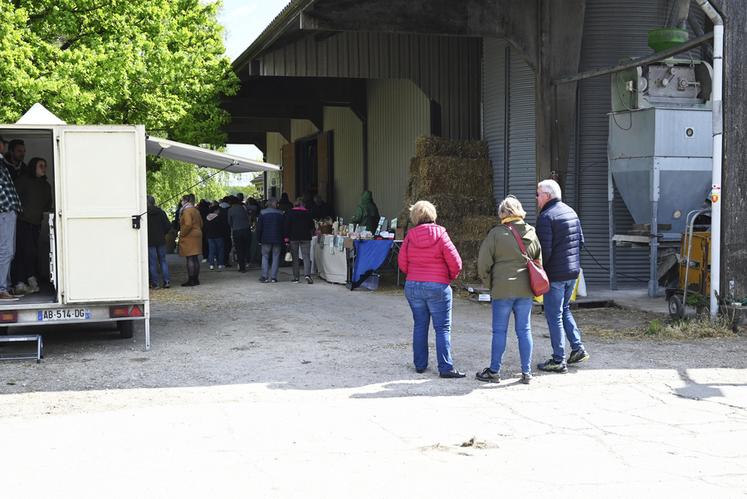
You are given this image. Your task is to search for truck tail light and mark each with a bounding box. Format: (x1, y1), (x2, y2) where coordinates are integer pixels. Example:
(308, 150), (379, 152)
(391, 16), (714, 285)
(109, 305), (143, 318)
(0, 311), (18, 323)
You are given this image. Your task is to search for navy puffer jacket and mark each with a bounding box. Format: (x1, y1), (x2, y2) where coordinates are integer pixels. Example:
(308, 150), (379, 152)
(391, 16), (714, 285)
(536, 199), (584, 282)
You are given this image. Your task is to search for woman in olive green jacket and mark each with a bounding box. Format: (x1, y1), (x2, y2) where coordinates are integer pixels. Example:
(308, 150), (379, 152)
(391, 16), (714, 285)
(476, 195), (542, 384)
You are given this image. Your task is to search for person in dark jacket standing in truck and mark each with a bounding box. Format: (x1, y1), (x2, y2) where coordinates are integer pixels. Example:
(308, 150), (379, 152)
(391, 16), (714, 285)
(146, 195), (172, 289)
(535, 179), (589, 373)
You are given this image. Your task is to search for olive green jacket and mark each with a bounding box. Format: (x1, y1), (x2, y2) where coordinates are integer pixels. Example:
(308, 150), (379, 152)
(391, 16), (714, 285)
(477, 221), (542, 300)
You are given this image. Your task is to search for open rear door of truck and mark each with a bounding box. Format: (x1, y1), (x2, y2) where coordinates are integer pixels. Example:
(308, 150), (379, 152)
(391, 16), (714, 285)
(58, 126), (148, 303)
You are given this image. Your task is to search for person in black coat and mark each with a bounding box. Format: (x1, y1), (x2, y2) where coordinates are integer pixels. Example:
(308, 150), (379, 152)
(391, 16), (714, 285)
(204, 203), (230, 270)
(147, 196), (172, 288)
(284, 197), (315, 283)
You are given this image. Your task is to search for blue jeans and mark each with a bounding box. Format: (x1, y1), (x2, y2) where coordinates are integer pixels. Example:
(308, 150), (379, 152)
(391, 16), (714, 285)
(148, 245), (170, 285)
(261, 243), (282, 280)
(490, 298), (533, 374)
(207, 238), (225, 267)
(404, 281), (454, 373)
(544, 279), (584, 363)
(0, 211), (17, 291)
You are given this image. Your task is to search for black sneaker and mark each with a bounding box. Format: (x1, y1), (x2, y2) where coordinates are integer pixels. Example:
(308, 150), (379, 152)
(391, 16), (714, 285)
(270, 278), (278, 283)
(292, 278), (300, 283)
(521, 373), (533, 384)
(537, 358), (568, 373)
(259, 277), (268, 283)
(416, 368), (426, 374)
(305, 275), (314, 284)
(162, 281), (170, 289)
(439, 370), (466, 379)
(568, 349), (590, 364)
(475, 368), (500, 383)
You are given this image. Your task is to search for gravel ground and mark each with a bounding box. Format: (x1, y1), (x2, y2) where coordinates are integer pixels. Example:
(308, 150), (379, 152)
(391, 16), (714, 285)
(1, 256), (746, 497)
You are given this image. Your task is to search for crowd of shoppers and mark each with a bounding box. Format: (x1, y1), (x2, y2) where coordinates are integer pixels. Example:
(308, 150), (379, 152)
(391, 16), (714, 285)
(151, 181), (588, 384)
(148, 191), (327, 289)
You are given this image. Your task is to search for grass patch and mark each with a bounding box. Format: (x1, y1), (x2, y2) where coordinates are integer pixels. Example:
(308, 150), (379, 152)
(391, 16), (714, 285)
(578, 307), (739, 340)
(643, 316), (737, 339)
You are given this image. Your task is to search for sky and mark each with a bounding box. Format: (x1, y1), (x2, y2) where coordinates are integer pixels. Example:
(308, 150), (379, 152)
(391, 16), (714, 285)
(217, 0), (289, 163)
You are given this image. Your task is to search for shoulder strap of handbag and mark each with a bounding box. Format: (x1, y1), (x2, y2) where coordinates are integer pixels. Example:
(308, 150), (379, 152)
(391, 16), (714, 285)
(503, 223), (528, 258)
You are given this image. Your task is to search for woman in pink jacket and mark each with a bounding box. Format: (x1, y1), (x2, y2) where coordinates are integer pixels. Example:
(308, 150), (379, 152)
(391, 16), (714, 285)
(398, 201), (465, 378)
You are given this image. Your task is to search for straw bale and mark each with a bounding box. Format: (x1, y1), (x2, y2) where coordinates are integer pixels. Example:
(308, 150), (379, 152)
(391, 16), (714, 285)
(454, 215), (498, 242)
(426, 195), (495, 219)
(416, 136), (488, 160)
(416, 159), (493, 199)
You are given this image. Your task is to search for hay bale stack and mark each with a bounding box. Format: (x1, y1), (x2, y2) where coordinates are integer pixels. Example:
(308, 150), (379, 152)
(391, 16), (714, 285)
(415, 136), (489, 160)
(401, 136), (496, 282)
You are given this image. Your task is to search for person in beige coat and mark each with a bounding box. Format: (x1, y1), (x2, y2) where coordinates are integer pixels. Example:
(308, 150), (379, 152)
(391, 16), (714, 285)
(179, 194), (203, 287)
(476, 195), (542, 384)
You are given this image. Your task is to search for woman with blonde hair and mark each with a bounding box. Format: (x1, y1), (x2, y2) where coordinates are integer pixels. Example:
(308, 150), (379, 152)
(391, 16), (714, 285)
(476, 195), (541, 384)
(398, 200), (465, 378)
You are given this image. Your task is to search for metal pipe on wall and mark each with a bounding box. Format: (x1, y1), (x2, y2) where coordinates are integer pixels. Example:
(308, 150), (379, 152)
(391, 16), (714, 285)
(694, 0), (724, 319)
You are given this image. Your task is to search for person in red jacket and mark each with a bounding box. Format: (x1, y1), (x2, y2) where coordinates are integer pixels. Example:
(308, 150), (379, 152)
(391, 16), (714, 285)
(398, 200), (464, 378)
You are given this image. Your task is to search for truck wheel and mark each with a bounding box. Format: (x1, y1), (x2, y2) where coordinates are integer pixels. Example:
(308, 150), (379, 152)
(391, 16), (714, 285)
(117, 320), (134, 339)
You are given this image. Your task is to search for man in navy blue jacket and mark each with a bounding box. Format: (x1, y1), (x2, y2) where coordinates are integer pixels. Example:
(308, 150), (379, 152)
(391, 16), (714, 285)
(256, 198), (285, 283)
(535, 179), (590, 373)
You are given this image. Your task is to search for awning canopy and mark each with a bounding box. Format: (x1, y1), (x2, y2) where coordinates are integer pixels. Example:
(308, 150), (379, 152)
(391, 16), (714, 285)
(145, 136), (279, 173)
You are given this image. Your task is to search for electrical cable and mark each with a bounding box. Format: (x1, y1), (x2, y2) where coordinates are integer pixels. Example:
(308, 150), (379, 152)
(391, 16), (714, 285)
(138, 161), (237, 219)
(583, 245), (648, 283)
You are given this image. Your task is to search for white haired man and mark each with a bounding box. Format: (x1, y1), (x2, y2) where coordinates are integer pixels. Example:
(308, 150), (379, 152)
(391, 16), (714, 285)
(535, 179), (589, 373)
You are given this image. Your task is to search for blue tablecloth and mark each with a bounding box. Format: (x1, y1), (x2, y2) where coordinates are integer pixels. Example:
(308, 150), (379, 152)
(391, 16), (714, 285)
(351, 239), (394, 289)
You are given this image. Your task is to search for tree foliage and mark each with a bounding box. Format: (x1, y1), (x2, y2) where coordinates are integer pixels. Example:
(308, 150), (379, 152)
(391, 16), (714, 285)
(1, 0), (240, 206)
(1, 0), (238, 145)
(146, 159), (230, 210)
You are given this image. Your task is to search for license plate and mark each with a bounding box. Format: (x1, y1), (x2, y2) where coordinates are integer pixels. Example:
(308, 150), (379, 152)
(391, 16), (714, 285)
(37, 308), (92, 322)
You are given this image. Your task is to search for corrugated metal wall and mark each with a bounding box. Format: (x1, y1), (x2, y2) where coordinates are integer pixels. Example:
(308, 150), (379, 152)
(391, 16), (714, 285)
(367, 79), (430, 220)
(578, 0), (674, 284)
(482, 38), (507, 207)
(482, 39), (537, 217)
(258, 32), (481, 140)
(507, 51), (537, 217)
(323, 106), (364, 220)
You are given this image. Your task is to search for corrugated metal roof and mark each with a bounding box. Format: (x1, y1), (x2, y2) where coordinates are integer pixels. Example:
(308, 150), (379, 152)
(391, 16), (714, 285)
(232, 0), (316, 71)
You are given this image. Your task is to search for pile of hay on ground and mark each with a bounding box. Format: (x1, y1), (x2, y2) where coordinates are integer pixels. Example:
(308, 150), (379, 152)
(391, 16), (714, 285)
(400, 136), (496, 282)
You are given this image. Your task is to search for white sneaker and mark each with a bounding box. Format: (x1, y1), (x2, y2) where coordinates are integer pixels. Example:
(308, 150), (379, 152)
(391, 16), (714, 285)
(27, 276), (40, 293)
(209, 265), (215, 270)
(202, 258), (208, 263)
(217, 265), (224, 271)
(13, 282), (29, 295)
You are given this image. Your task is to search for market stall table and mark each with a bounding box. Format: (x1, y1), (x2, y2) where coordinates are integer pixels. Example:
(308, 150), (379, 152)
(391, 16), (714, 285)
(310, 235), (348, 284)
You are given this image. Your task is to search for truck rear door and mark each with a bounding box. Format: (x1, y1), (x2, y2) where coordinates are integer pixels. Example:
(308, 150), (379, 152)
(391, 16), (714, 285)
(57, 126), (147, 303)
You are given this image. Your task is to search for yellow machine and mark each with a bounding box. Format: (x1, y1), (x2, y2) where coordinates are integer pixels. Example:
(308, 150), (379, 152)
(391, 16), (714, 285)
(667, 228), (711, 318)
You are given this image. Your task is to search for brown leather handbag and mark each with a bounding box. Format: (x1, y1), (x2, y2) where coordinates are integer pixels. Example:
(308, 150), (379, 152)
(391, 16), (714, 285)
(504, 223), (550, 296)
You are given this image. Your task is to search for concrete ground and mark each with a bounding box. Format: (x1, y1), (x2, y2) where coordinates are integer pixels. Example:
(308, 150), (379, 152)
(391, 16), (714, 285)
(1, 255), (746, 498)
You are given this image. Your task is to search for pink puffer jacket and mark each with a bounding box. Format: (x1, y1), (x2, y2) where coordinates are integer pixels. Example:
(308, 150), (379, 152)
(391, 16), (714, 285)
(398, 223), (462, 284)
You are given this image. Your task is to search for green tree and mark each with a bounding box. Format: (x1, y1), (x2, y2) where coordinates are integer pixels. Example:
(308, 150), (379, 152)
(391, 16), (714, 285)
(147, 159), (231, 210)
(1, 0), (238, 145)
(1, 0), (240, 206)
